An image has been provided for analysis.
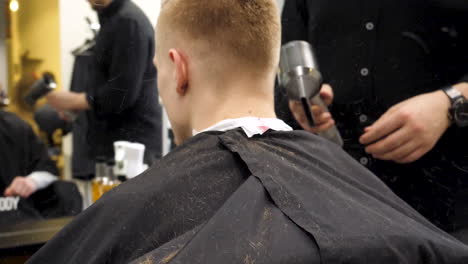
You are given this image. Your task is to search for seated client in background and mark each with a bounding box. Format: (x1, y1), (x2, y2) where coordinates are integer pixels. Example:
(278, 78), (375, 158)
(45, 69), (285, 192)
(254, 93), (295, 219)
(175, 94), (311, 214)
(0, 91), (58, 223)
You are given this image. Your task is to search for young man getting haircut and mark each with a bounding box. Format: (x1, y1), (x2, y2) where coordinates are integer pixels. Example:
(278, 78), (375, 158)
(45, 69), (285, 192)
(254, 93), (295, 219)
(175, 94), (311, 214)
(29, 0), (468, 263)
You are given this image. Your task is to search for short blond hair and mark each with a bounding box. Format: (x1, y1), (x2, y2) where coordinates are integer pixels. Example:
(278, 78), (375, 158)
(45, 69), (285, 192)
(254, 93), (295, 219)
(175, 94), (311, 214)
(158, 0), (281, 72)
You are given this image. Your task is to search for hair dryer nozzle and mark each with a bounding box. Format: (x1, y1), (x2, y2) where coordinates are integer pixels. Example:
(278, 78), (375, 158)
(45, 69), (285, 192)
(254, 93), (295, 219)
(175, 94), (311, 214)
(278, 41), (322, 100)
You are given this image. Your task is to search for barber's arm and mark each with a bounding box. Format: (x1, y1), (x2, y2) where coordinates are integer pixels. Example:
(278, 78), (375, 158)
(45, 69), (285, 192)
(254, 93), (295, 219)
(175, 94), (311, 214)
(46, 91), (89, 111)
(360, 82), (468, 164)
(47, 18), (148, 115)
(4, 124), (58, 198)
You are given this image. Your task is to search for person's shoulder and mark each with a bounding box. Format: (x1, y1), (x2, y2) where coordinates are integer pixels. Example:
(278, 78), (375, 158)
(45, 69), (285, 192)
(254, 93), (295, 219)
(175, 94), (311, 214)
(162, 131), (231, 164)
(153, 132), (240, 174)
(116, 1), (153, 31)
(83, 132), (246, 234)
(103, 132), (241, 198)
(0, 110), (31, 132)
(219, 129), (359, 177)
(221, 129), (342, 155)
(31, 132), (247, 263)
(264, 129), (343, 153)
(1, 110), (24, 123)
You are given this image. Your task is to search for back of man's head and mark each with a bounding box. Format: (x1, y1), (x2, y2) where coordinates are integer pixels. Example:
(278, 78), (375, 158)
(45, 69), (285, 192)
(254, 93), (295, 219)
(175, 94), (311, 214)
(157, 0), (281, 76)
(155, 0), (281, 144)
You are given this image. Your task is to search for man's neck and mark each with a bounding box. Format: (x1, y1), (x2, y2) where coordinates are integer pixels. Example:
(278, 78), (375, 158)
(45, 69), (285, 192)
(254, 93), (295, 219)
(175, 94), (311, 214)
(189, 81), (277, 132)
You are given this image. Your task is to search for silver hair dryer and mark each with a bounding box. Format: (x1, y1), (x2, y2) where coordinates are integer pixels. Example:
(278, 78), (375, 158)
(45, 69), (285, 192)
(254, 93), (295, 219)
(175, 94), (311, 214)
(278, 41), (343, 147)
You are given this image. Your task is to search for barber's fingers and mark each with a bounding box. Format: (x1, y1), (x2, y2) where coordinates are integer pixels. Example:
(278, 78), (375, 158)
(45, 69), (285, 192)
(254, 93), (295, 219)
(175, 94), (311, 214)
(395, 148), (429, 164)
(290, 101), (334, 133)
(289, 84), (335, 134)
(310, 119), (335, 134)
(312, 110), (332, 126)
(372, 138), (420, 161)
(290, 101), (331, 123)
(311, 105), (324, 116)
(360, 111), (404, 145)
(319, 84), (334, 106)
(365, 125), (413, 156)
(290, 104), (334, 133)
(290, 101), (306, 123)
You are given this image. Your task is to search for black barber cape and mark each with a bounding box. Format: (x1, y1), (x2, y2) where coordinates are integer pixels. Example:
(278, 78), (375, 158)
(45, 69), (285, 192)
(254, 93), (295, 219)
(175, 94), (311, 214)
(0, 111), (58, 223)
(28, 129), (468, 264)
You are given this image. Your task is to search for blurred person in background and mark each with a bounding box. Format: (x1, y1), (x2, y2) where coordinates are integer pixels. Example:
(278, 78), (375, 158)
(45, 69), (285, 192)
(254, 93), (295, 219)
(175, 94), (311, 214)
(46, 0), (162, 165)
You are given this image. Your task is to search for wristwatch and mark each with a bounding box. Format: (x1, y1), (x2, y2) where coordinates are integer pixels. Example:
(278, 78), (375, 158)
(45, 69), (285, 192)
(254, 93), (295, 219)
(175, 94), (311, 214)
(442, 86), (468, 127)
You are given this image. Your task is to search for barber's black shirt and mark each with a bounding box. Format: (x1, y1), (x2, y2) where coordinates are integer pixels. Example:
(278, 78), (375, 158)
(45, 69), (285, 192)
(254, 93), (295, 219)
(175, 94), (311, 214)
(86, 0), (162, 163)
(278, 0), (468, 231)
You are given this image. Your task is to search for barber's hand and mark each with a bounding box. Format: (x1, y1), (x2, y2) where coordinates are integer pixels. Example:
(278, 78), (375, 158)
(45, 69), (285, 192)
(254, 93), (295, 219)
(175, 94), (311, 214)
(360, 91), (451, 164)
(4, 177), (38, 198)
(289, 84), (335, 133)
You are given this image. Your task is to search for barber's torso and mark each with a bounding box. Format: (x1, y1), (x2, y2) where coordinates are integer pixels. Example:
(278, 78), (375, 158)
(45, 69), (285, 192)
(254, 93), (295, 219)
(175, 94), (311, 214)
(89, 0), (162, 161)
(280, 0), (468, 230)
(283, 0), (467, 104)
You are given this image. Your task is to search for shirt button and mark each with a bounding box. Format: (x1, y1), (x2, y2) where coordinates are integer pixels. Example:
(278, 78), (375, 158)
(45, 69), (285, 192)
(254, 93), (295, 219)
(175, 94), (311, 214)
(360, 157), (369, 166)
(359, 114), (368, 123)
(365, 22), (375, 31)
(360, 68), (369, 76)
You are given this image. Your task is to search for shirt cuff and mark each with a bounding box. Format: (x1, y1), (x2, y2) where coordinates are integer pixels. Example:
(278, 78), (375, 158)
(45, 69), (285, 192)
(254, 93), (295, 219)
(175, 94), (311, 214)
(27, 171), (58, 191)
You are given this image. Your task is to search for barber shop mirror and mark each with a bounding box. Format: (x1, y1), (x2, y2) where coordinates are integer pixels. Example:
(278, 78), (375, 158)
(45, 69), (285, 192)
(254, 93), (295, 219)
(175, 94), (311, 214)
(0, 0), (166, 261)
(2, 0), (468, 263)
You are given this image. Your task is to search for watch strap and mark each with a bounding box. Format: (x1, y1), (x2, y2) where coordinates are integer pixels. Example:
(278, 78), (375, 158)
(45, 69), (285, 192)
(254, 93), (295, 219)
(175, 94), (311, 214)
(442, 86), (464, 105)
(442, 86), (468, 127)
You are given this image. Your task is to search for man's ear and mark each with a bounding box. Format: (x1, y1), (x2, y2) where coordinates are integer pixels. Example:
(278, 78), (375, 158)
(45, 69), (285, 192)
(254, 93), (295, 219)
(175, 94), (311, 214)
(169, 49), (188, 96)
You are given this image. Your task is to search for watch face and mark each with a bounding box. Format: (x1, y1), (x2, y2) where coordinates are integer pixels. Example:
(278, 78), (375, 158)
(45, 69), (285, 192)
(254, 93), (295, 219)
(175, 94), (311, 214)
(454, 101), (468, 127)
